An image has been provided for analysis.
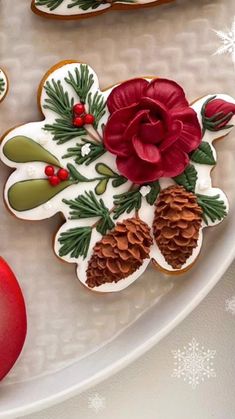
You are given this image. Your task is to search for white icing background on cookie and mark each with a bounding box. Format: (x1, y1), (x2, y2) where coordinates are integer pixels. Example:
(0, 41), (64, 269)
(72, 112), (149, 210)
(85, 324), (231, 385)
(34, 0), (160, 17)
(0, 0), (235, 401)
(1, 61), (234, 291)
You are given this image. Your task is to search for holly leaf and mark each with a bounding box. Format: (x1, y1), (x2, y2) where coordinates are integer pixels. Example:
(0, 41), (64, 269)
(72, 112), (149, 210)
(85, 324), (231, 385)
(190, 142), (216, 165)
(146, 181), (160, 205)
(174, 164), (198, 192)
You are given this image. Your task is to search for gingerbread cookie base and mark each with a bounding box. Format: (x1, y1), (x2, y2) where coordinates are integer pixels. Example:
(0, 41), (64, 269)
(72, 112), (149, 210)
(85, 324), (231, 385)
(1, 60), (235, 292)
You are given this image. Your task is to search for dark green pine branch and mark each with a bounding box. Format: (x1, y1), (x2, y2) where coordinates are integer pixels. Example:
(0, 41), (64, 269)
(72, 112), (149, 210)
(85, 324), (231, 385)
(113, 188), (142, 220)
(44, 118), (86, 144)
(62, 139), (106, 166)
(43, 79), (73, 120)
(58, 226), (92, 259)
(0, 78), (5, 94)
(63, 191), (114, 235)
(196, 193), (227, 225)
(68, 0), (136, 10)
(65, 65), (94, 104)
(87, 91), (107, 129)
(43, 79), (86, 143)
(35, 0), (64, 10)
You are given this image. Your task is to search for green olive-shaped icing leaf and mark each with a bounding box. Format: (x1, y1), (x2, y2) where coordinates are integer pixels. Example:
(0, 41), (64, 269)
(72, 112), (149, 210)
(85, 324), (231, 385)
(3, 136), (61, 166)
(95, 163), (116, 178)
(8, 179), (74, 212)
(95, 178), (109, 195)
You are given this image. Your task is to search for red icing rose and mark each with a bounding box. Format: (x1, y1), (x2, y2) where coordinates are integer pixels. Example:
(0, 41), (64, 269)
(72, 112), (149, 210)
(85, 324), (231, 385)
(204, 97), (235, 130)
(104, 78), (202, 184)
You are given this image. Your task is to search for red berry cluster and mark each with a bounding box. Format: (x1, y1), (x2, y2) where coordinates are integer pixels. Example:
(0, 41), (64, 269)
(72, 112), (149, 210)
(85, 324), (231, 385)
(45, 166), (69, 186)
(73, 103), (95, 127)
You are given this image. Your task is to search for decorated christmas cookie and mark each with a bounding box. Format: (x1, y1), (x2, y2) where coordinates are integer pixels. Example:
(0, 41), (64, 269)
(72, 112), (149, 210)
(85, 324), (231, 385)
(1, 60), (235, 293)
(31, 0), (173, 19)
(0, 258), (27, 381)
(0, 68), (8, 103)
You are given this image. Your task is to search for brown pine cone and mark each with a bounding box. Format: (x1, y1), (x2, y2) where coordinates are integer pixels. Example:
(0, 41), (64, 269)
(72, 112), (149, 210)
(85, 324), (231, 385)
(86, 218), (153, 288)
(153, 185), (203, 270)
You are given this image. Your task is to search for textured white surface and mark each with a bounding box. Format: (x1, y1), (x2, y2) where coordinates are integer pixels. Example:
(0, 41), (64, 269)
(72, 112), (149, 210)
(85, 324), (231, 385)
(0, 0), (235, 416)
(23, 262), (235, 419)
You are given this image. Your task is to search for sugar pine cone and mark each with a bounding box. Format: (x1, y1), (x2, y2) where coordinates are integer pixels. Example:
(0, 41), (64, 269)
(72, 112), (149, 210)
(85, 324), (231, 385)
(86, 218), (153, 288)
(153, 185), (203, 270)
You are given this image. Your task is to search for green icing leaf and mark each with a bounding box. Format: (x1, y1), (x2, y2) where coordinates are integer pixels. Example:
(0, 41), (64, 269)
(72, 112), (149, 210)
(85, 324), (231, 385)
(196, 193), (227, 225)
(112, 176), (127, 188)
(8, 179), (73, 211)
(67, 163), (89, 182)
(190, 142), (216, 165)
(3, 136), (60, 166)
(95, 163), (117, 178)
(174, 164), (198, 192)
(146, 181), (160, 205)
(95, 178), (109, 195)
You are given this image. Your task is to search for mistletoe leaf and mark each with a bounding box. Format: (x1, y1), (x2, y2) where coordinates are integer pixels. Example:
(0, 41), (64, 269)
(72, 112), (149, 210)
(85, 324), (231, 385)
(190, 142), (216, 165)
(174, 164), (198, 192)
(3, 136), (61, 166)
(95, 163), (117, 178)
(95, 178), (109, 195)
(8, 179), (73, 212)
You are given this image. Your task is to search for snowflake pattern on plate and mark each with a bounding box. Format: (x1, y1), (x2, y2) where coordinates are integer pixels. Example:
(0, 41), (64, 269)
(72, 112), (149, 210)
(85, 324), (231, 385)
(172, 338), (216, 389)
(88, 393), (106, 413)
(214, 17), (235, 65)
(225, 295), (235, 315)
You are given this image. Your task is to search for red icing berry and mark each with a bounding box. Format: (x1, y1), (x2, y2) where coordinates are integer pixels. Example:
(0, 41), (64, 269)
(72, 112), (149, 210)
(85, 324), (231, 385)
(57, 168), (69, 181)
(45, 165), (54, 177)
(49, 175), (61, 186)
(73, 103), (85, 116)
(73, 116), (84, 127)
(84, 113), (95, 125)
(0, 258), (27, 381)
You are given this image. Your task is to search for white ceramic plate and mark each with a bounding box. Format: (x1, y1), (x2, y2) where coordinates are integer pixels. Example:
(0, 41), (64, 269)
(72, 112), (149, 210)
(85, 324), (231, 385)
(0, 0), (235, 417)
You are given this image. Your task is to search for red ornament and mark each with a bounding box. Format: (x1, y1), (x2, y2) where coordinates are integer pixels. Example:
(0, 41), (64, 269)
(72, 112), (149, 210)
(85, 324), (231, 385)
(44, 165), (54, 177)
(73, 116), (84, 127)
(84, 113), (95, 125)
(0, 258), (27, 381)
(204, 98), (235, 131)
(57, 168), (69, 181)
(73, 103), (85, 116)
(49, 175), (61, 186)
(104, 78), (202, 184)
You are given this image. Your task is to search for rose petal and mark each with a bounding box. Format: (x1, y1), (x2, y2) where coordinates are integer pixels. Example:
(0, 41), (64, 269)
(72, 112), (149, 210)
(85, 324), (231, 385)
(107, 79), (149, 113)
(123, 109), (149, 141)
(159, 120), (183, 152)
(132, 136), (161, 163)
(140, 120), (165, 144)
(117, 154), (163, 184)
(104, 105), (137, 157)
(161, 146), (189, 177)
(172, 107), (202, 153)
(145, 78), (189, 111)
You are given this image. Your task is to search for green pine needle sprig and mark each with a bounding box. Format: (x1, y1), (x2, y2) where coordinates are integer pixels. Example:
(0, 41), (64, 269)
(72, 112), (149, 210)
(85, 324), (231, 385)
(35, 0), (64, 11)
(58, 226), (92, 259)
(63, 191), (114, 235)
(88, 91), (107, 129)
(65, 65), (94, 103)
(63, 139), (106, 165)
(197, 193), (227, 225)
(113, 188), (142, 220)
